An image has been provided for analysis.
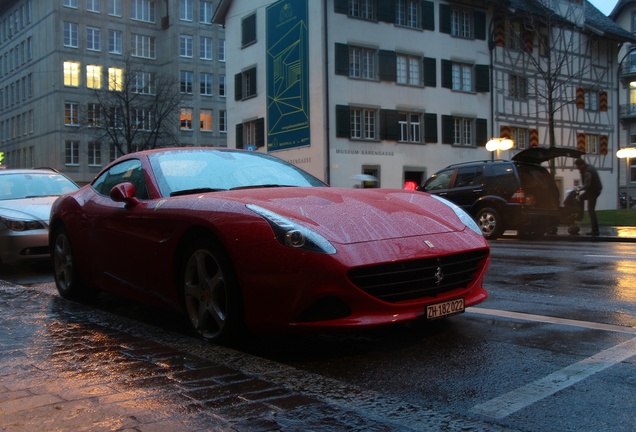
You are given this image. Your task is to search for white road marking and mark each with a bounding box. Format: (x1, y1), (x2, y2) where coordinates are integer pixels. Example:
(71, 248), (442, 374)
(471, 337), (636, 419)
(468, 307), (636, 335)
(468, 307), (636, 419)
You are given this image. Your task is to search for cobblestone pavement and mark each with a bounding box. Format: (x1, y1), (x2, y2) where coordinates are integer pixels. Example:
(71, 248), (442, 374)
(0, 283), (516, 432)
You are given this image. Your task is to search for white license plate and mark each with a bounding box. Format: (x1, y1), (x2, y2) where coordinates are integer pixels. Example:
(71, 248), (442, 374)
(426, 298), (465, 319)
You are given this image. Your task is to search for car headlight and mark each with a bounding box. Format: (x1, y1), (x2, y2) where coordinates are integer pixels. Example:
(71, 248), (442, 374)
(246, 204), (337, 254)
(430, 195), (483, 236)
(0, 216), (45, 232)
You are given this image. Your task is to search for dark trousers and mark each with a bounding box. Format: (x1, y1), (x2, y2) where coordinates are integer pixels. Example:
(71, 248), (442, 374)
(582, 193), (599, 233)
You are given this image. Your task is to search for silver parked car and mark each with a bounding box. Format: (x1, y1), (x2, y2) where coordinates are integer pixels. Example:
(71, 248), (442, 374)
(0, 169), (78, 265)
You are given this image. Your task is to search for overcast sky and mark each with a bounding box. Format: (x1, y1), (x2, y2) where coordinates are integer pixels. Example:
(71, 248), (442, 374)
(589, 0), (618, 16)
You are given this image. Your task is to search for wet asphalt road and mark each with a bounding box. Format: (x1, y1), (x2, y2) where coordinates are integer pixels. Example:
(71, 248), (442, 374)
(1, 239), (635, 431)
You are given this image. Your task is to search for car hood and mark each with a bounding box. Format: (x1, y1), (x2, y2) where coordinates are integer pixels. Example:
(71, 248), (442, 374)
(235, 187), (469, 244)
(512, 146), (585, 164)
(0, 196), (59, 222)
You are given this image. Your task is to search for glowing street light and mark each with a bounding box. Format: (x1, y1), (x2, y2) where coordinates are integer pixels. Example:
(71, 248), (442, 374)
(486, 138), (514, 159)
(617, 147), (636, 210)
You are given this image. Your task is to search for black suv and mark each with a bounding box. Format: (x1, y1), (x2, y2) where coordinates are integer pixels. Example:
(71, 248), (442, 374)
(420, 147), (584, 240)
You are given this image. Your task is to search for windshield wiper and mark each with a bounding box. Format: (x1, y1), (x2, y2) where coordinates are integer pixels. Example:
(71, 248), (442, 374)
(170, 187), (226, 197)
(230, 184), (297, 191)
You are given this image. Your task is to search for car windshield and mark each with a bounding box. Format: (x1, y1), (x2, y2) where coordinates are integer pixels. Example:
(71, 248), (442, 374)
(149, 150), (327, 197)
(0, 172), (78, 200)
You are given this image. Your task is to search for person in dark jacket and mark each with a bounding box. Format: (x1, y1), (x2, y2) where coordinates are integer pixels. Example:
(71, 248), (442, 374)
(574, 158), (603, 235)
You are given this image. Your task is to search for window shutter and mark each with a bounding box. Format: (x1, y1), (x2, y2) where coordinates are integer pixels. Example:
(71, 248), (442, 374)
(255, 118), (265, 148)
(474, 11), (486, 40)
(577, 133), (586, 152)
(475, 64), (490, 92)
(600, 135), (608, 155)
(334, 0), (348, 15)
(377, 1), (394, 23)
(381, 109), (400, 141)
(424, 113), (438, 143)
(476, 118), (487, 147)
(241, 14), (256, 47)
(422, 1), (435, 31)
(234, 73), (242, 101)
(379, 50), (396, 82)
(236, 124), (244, 149)
(441, 59), (452, 89)
(335, 105), (350, 138)
(576, 87), (585, 109)
(530, 129), (539, 148)
(423, 57), (436, 87)
(600, 91), (608, 112)
(439, 4), (451, 34)
(441, 115), (454, 144)
(335, 43), (349, 76)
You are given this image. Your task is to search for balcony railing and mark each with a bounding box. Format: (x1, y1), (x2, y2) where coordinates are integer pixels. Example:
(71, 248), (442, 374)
(620, 104), (636, 119)
(620, 59), (636, 77)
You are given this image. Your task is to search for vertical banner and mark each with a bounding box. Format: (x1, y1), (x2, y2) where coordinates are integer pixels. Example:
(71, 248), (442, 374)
(266, 0), (310, 151)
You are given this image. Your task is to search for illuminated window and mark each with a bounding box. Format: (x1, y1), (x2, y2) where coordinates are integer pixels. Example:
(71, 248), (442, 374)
(180, 107), (193, 130)
(64, 61), (80, 87)
(108, 67), (123, 91)
(200, 109), (213, 131)
(64, 101), (80, 126)
(86, 65), (102, 89)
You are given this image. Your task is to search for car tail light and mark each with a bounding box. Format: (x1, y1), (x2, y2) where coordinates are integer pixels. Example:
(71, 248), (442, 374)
(509, 189), (526, 203)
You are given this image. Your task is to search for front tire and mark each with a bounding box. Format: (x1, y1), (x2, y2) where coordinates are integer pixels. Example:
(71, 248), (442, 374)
(179, 238), (244, 343)
(475, 207), (504, 240)
(52, 226), (88, 300)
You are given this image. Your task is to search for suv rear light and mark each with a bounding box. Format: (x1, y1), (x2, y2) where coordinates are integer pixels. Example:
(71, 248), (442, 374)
(510, 189), (525, 203)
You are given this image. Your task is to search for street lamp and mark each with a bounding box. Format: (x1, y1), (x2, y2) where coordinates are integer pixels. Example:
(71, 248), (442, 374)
(616, 147), (636, 209)
(486, 138), (515, 160)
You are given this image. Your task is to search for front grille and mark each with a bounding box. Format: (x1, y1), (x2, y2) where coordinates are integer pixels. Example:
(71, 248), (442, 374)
(347, 249), (488, 303)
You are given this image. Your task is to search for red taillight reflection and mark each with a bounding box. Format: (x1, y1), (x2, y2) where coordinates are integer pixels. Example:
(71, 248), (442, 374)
(509, 189), (525, 203)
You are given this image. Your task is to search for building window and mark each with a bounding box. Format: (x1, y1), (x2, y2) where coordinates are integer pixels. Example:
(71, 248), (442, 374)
(88, 142), (101, 166)
(243, 120), (257, 147)
(200, 72), (213, 96)
(397, 54), (420, 86)
(87, 0), (101, 13)
(131, 0), (155, 23)
(180, 108), (193, 130)
(109, 0), (122, 16)
(396, 0), (419, 28)
(63, 0), (78, 8)
(219, 110), (227, 132)
(65, 141), (80, 166)
(218, 39), (226, 61)
(64, 22), (78, 48)
(108, 67), (123, 91)
(452, 62), (472, 92)
(109, 107), (123, 128)
(132, 71), (154, 94)
(584, 90), (599, 111)
(451, 9), (471, 38)
(509, 74), (527, 98)
(399, 112), (421, 143)
(200, 36), (213, 60)
(64, 61), (80, 87)
(453, 117), (473, 146)
(350, 107), (377, 140)
(506, 21), (524, 51)
(200, 1), (214, 24)
(180, 70), (193, 94)
(86, 65), (102, 89)
(510, 127), (528, 150)
(242, 13), (256, 47)
(133, 109), (152, 130)
(180, 34), (193, 57)
(219, 75), (226, 97)
(86, 27), (101, 51)
(87, 103), (101, 127)
(179, 0), (193, 21)
(131, 34), (155, 58)
(109, 30), (122, 54)
(349, 0), (375, 20)
(586, 134), (599, 154)
(234, 67), (256, 100)
(65, 102), (80, 126)
(349, 46), (376, 80)
(200, 109), (213, 131)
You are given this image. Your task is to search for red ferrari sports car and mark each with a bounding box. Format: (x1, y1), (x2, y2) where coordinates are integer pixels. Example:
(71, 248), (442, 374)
(50, 148), (489, 343)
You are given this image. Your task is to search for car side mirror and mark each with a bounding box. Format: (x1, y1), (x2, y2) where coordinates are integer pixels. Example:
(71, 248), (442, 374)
(110, 182), (140, 208)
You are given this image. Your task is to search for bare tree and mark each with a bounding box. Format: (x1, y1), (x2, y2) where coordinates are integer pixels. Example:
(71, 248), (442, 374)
(87, 54), (184, 155)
